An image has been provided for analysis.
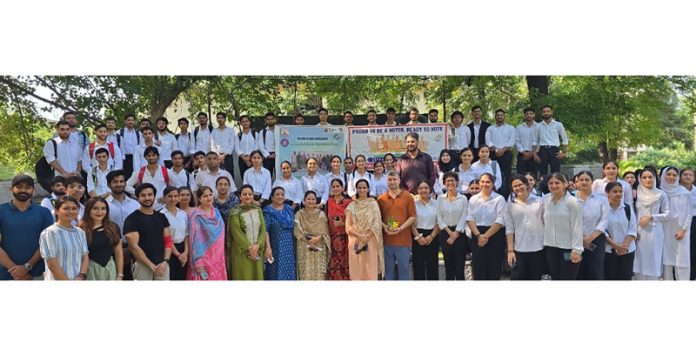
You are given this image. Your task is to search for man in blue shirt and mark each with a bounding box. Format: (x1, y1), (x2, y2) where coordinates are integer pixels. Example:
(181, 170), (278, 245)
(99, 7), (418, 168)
(0, 175), (54, 280)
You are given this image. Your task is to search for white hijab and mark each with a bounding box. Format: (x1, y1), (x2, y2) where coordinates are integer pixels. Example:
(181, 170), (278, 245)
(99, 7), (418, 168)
(637, 169), (663, 209)
(660, 166), (689, 198)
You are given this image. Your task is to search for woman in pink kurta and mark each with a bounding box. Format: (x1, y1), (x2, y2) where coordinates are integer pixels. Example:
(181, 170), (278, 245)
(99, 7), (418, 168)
(345, 179), (384, 280)
(187, 186), (227, 280)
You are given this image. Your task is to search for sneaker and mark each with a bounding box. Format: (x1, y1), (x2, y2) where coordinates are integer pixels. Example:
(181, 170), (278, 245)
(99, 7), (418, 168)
(541, 274), (552, 281)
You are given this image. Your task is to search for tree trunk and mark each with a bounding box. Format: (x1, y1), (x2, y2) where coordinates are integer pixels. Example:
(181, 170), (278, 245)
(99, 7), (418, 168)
(526, 76), (550, 101)
(598, 141), (609, 163)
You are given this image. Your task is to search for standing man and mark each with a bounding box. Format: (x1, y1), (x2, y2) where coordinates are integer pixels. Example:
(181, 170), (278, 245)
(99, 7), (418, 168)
(106, 170), (139, 280)
(366, 110), (378, 126)
(139, 118), (152, 131)
(535, 105), (569, 176)
(44, 120), (81, 178)
(193, 112), (213, 154)
(118, 113), (141, 179)
(343, 156), (355, 176)
(485, 109), (516, 196)
(516, 107), (539, 177)
(377, 171), (417, 280)
(294, 113), (305, 125)
(195, 151), (236, 197)
(82, 123), (123, 173)
(211, 112), (236, 178)
(235, 115), (259, 179)
(62, 111), (90, 163)
(447, 110), (470, 167)
(175, 118), (193, 171)
(317, 108), (331, 126)
(133, 127), (164, 169)
(428, 109), (439, 123)
(0, 175), (54, 280)
(396, 132), (436, 194)
(343, 111), (354, 126)
(123, 183), (172, 281)
(87, 148), (115, 198)
(105, 116), (120, 146)
(259, 112), (277, 178)
(169, 151), (193, 189)
(406, 108), (421, 125)
(155, 117), (178, 169)
(385, 107), (399, 126)
(126, 146), (170, 211)
(467, 105), (491, 161)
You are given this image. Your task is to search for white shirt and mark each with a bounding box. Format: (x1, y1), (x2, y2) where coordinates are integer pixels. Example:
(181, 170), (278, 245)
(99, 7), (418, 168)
(160, 208), (188, 244)
(515, 121), (539, 152)
(119, 128), (141, 156)
(235, 130), (258, 156)
(688, 186), (696, 217)
(107, 195), (140, 240)
(195, 168), (236, 197)
(132, 143), (165, 169)
(542, 193), (583, 253)
(169, 168), (193, 189)
(504, 195), (545, 252)
(40, 193), (60, 218)
(68, 130), (90, 158)
(273, 176), (304, 204)
(537, 118), (569, 147)
(471, 122), (482, 148)
(125, 164), (170, 211)
(485, 123), (516, 150)
(324, 172), (347, 189)
(605, 203), (638, 253)
(193, 125), (213, 153)
(470, 160), (503, 190)
(591, 178), (633, 206)
(316, 122), (333, 126)
(437, 193), (468, 231)
(370, 174), (388, 197)
(44, 137), (80, 176)
(576, 193), (610, 236)
(301, 173), (329, 204)
(211, 126), (236, 155)
(106, 132), (120, 146)
(449, 124), (470, 150)
(347, 170), (373, 197)
(243, 167), (272, 200)
(87, 165), (113, 196)
(466, 192), (506, 227)
(258, 126), (276, 157)
(157, 132), (179, 161)
(176, 132), (193, 156)
(456, 165), (479, 194)
(415, 197), (438, 230)
(81, 141), (123, 173)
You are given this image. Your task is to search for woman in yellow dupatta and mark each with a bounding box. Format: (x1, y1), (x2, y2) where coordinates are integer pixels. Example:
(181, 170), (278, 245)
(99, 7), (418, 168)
(345, 179), (384, 280)
(294, 190), (331, 280)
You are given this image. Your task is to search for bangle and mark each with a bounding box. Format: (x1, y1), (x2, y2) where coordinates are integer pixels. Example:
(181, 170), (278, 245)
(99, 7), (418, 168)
(78, 273), (87, 279)
(117, 273), (124, 277)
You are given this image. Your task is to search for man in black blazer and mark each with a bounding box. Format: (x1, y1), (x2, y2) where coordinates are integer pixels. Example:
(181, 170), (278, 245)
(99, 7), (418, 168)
(468, 105), (491, 162)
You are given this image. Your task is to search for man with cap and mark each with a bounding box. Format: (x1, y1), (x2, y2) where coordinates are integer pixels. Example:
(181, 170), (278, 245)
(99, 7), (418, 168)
(0, 175), (54, 280)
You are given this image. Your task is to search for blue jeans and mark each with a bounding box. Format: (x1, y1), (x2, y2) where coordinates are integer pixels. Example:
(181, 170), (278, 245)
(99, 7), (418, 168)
(384, 245), (410, 280)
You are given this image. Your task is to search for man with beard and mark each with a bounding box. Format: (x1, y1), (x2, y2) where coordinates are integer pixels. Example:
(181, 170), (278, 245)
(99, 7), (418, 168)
(82, 123), (123, 173)
(259, 112), (277, 178)
(366, 110), (378, 126)
(45, 120), (81, 178)
(124, 183), (172, 280)
(534, 105), (569, 176)
(193, 112), (213, 154)
(211, 112), (236, 178)
(118, 113), (142, 180)
(377, 171), (417, 280)
(396, 132), (436, 194)
(0, 175), (54, 280)
(126, 146), (170, 211)
(467, 105), (491, 161)
(155, 117), (178, 169)
(40, 176), (67, 217)
(428, 109), (439, 123)
(106, 170), (139, 280)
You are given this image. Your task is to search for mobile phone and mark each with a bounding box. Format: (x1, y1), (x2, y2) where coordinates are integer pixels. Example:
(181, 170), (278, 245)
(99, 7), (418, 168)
(587, 243), (596, 252)
(563, 252), (571, 261)
(199, 270), (209, 280)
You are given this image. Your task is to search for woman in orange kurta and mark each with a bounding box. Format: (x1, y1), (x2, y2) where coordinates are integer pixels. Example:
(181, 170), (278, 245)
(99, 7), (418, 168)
(326, 178), (352, 280)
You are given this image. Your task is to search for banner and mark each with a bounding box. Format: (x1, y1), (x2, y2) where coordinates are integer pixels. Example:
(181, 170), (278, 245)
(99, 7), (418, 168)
(347, 124), (448, 169)
(275, 125), (347, 179)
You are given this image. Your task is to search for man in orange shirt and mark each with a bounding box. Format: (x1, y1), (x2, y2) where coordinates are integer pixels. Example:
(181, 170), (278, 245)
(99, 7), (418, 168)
(377, 171), (417, 280)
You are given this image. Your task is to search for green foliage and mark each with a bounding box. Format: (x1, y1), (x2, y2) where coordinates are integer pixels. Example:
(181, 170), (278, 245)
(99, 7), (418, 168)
(619, 145), (696, 174)
(0, 102), (53, 174)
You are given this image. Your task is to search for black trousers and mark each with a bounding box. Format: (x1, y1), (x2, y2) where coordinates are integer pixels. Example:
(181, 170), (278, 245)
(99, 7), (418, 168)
(577, 233), (606, 280)
(469, 226), (506, 280)
(510, 249), (546, 280)
(413, 228), (440, 280)
(491, 150), (512, 184)
(691, 218), (696, 280)
(238, 155), (252, 179)
(169, 242), (188, 281)
(538, 146), (561, 176)
(544, 246), (580, 280)
(440, 226), (467, 280)
(604, 251), (635, 280)
(222, 154), (235, 179)
(516, 152), (538, 177)
(124, 154), (134, 180)
(263, 154), (275, 180)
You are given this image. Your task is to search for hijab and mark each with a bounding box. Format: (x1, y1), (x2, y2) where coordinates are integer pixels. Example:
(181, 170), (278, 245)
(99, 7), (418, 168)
(660, 166), (689, 198)
(438, 149), (455, 173)
(636, 169), (662, 208)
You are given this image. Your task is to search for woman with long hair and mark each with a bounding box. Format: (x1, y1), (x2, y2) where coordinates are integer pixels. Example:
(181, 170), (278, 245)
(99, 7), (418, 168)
(633, 167), (670, 280)
(660, 166), (692, 280)
(371, 160), (388, 197)
(592, 160), (633, 205)
(622, 171), (638, 202)
(345, 179), (384, 280)
(228, 185), (269, 280)
(383, 153), (396, 173)
(159, 187), (188, 280)
(505, 174), (545, 280)
(294, 190), (331, 280)
(604, 182), (637, 280)
(243, 150), (272, 207)
(187, 186), (227, 280)
(466, 172), (506, 280)
(574, 170), (610, 280)
(79, 197), (125, 280)
(326, 179), (352, 280)
(274, 160), (303, 210)
(542, 172), (583, 280)
(40, 196), (90, 280)
(679, 168), (696, 280)
(263, 187), (296, 280)
(456, 148), (478, 196)
(347, 155), (372, 198)
(470, 145), (502, 191)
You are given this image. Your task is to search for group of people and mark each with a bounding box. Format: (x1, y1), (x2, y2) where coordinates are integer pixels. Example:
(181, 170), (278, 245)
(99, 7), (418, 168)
(3, 105), (693, 281)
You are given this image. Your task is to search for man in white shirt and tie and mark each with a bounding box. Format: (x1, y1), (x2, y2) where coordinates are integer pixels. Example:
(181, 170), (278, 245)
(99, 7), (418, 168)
(515, 107), (539, 177)
(211, 112), (237, 179)
(485, 109), (516, 197)
(534, 105), (569, 176)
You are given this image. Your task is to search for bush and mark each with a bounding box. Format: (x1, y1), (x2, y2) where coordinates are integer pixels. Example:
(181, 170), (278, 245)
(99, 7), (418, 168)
(619, 145), (696, 174)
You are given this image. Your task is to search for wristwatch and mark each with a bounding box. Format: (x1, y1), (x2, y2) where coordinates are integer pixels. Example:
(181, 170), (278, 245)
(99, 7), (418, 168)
(24, 263), (33, 271)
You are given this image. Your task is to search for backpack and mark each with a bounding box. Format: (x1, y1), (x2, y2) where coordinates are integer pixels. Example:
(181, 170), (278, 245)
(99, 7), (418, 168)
(88, 142), (116, 159)
(137, 166), (170, 186)
(237, 129), (257, 142)
(35, 139), (58, 192)
(623, 203), (631, 222)
(119, 128), (141, 147)
(91, 165), (113, 189)
(194, 125), (214, 142)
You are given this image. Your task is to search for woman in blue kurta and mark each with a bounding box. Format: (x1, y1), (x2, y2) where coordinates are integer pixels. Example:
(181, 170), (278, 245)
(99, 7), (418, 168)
(263, 187), (297, 280)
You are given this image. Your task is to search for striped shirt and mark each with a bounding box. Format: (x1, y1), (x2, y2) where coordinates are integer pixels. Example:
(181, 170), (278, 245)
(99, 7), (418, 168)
(39, 223), (89, 280)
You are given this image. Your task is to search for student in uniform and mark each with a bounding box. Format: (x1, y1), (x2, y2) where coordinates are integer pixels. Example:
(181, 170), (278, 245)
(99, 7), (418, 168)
(660, 166), (692, 280)
(633, 167), (670, 280)
(542, 172), (583, 280)
(437, 172), (468, 280)
(466, 172), (506, 280)
(678, 168), (696, 280)
(603, 182), (637, 280)
(574, 170), (610, 280)
(505, 174), (545, 280)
